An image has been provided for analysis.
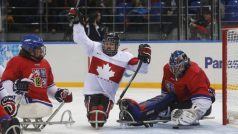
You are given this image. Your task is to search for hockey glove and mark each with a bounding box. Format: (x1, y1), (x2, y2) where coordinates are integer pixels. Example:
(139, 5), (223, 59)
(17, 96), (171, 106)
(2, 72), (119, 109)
(55, 88), (72, 103)
(13, 78), (34, 95)
(1, 96), (17, 116)
(68, 7), (85, 27)
(171, 107), (198, 126)
(138, 44), (151, 64)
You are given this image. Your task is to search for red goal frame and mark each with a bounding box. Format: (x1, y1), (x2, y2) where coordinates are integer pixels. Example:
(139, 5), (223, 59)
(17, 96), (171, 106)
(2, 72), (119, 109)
(222, 26), (238, 125)
(222, 27), (228, 125)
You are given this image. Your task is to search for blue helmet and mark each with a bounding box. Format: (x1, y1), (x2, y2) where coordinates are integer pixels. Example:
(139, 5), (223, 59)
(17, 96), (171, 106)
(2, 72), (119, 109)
(21, 34), (46, 61)
(169, 50), (190, 79)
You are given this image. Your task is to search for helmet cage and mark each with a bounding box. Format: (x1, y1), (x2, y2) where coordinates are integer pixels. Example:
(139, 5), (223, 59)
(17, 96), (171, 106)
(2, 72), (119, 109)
(28, 45), (46, 60)
(102, 33), (120, 56)
(169, 51), (189, 79)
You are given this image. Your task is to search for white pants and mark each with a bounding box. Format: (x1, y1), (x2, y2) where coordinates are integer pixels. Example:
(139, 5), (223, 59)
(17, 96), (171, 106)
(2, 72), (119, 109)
(16, 95), (53, 119)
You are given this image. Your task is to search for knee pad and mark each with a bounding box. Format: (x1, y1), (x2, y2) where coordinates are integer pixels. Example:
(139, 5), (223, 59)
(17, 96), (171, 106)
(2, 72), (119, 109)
(88, 105), (107, 128)
(18, 103), (53, 119)
(119, 99), (140, 110)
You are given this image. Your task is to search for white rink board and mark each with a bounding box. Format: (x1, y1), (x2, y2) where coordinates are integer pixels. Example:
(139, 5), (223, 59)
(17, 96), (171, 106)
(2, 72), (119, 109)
(45, 42), (222, 84)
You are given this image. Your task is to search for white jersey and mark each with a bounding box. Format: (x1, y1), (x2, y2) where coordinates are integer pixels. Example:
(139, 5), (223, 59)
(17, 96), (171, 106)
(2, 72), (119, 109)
(0, 65), (5, 80)
(73, 23), (149, 102)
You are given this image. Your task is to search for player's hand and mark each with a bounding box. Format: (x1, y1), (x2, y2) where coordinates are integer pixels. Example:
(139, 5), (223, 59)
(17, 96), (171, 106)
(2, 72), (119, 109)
(68, 7), (85, 27)
(13, 78), (34, 95)
(1, 96), (17, 116)
(55, 88), (73, 103)
(138, 44), (151, 64)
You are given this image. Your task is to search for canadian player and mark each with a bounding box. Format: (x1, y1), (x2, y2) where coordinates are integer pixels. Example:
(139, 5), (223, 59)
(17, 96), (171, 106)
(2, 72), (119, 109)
(0, 34), (73, 125)
(68, 8), (151, 128)
(119, 50), (215, 127)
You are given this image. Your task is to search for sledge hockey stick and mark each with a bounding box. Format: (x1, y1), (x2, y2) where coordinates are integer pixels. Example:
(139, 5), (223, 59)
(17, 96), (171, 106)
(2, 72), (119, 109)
(40, 102), (65, 129)
(116, 60), (143, 105)
(69, 0), (81, 27)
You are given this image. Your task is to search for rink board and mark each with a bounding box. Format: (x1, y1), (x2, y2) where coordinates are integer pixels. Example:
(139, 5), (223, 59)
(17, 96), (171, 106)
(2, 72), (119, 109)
(0, 41), (228, 89)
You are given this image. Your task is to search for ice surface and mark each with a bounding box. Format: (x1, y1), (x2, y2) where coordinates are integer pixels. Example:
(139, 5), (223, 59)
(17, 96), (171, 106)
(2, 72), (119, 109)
(22, 88), (238, 134)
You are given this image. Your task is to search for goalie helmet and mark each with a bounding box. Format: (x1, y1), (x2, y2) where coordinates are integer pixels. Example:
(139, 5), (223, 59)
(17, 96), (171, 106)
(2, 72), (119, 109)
(21, 34), (46, 62)
(169, 50), (190, 80)
(102, 32), (120, 56)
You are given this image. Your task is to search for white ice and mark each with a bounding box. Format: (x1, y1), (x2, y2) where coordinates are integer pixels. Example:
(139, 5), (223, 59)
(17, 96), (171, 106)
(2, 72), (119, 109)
(22, 88), (238, 134)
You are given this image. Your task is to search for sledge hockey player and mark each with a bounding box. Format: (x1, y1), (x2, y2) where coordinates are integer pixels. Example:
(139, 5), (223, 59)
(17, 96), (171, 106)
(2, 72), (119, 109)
(0, 82), (21, 134)
(0, 34), (73, 130)
(119, 50), (215, 127)
(68, 8), (151, 128)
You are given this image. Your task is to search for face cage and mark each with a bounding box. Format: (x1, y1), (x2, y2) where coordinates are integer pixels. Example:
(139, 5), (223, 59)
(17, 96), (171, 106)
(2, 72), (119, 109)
(30, 46), (46, 60)
(169, 61), (185, 79)
(102, 41), (119, 56)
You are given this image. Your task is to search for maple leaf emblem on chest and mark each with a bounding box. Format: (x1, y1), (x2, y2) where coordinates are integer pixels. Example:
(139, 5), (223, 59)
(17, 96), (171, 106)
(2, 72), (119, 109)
(96, 63), (115, 80)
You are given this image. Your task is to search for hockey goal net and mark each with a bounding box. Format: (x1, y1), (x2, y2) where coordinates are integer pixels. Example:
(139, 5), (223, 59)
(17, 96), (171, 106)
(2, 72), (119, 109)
(222, 27), (238, 125)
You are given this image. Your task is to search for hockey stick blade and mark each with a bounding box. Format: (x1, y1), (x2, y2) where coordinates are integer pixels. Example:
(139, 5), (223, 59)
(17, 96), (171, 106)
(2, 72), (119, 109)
(116, 60), (143, 105)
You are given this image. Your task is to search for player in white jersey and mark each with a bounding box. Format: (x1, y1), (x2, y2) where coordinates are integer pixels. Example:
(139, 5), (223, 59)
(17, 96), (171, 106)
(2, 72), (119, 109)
(69, 8), (152, 128)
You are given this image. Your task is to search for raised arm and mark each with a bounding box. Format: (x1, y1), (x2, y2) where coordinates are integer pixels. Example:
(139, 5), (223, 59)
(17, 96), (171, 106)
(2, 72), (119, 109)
(73, 23), (98, 55)
(69, 8), (99, 55)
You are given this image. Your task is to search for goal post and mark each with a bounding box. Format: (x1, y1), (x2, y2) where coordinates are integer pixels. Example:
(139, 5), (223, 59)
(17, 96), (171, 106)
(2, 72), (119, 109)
(222, 26), (238, 125)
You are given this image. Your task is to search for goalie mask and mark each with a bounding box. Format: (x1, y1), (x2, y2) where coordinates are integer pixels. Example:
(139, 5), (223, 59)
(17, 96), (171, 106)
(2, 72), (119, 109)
(21, 34), (46, 62)
(102, 33), (120, 56)
(169, 50), (190, 80)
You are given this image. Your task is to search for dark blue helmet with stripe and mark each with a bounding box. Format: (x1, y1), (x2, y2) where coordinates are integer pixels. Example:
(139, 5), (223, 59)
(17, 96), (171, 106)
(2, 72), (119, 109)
(169, 50), (190, 79)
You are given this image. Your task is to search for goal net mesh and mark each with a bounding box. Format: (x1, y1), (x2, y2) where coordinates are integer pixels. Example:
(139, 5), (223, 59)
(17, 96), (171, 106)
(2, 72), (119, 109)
(223, 28), (238, 125)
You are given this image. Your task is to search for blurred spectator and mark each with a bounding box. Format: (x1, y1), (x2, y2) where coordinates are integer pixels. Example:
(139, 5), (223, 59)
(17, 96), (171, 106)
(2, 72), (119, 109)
(85, 11), (108, 41)
(160, 0), (178, 40)
(6, 15), (15, 31)
(115, 1), (133, 31)
(189, 0), (201, 14)
(19, 0), (39, 32)
(116, 2), (133, 23)
(189, 8), (212, 40)
(150, 0), (161, 22)
(224, 0), (238, 22)
(200, 0), (225, 20)
(47, 0), (61, 32)
(127, 0), (149, 32)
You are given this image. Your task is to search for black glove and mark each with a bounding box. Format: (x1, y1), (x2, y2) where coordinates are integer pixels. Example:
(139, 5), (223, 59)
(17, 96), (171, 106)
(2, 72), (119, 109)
(138, 44), (151, 64)
(68, 7), (85, 27)
(55, 88), (73, 103)
(1, 96), (17, 116)
(13, 78), (33, 95)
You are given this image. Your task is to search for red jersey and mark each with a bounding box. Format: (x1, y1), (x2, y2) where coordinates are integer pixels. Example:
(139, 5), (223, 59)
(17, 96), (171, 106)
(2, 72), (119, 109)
(161, 62), (211, 102)
(1, 56), (54, 103)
